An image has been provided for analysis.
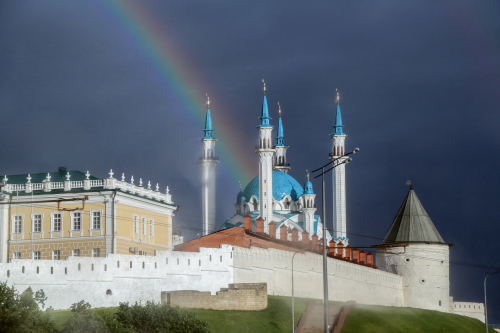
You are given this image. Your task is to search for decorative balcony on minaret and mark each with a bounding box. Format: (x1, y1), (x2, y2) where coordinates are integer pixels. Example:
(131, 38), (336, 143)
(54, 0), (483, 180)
(200, 95), (219, 236)
(255, 80), (275, 231)
(329, 90), (348, 242)
(273, 102), (291, 174)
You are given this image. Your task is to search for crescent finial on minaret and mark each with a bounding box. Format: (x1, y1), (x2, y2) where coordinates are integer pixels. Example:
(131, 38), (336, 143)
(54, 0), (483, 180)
(239, 181), (242, 192)
(278, 102), (281, 117)
(206, 93), (210, 109)
(306, 169), (310, 181)
(336, 88), (340, 105)
(262, 78), (266, 95)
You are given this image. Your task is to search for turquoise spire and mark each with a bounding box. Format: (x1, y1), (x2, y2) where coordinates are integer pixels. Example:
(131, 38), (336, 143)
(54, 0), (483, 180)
(276, 102), (285, 146)
(331, 89), (345, 136)
(203, 95), (215, 139)
(258, 79), (272, 128)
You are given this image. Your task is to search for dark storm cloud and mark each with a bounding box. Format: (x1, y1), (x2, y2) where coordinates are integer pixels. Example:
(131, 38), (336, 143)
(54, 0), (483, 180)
(1, 0), (499, 322)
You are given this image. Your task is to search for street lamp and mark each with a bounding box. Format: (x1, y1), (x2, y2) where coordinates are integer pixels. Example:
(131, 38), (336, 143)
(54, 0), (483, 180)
(485, 270), (500, 333)
(291, 242), (321, 333)
(311, 147), (359, 332)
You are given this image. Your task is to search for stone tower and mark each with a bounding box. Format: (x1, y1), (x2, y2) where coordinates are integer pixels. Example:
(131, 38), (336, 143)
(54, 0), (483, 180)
(329, 90), (347, 239)
(256, 80), (275, 231)
(200, 96), (219, 236)
(376, 185), (450, 312)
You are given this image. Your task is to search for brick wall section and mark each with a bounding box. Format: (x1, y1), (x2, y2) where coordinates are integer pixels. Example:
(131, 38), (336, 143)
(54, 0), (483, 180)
(161, 283), (267, 310)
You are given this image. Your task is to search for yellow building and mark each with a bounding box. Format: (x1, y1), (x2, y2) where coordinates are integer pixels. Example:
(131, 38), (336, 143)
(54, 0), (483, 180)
(0, 167), (178, 262)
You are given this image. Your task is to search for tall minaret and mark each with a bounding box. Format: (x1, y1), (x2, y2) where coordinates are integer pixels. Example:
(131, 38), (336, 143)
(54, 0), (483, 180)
(329, 89), (347, 240)
(273, 102), (291, 173)
(255, 80), (275, 231)
(200, 95), (219, 236)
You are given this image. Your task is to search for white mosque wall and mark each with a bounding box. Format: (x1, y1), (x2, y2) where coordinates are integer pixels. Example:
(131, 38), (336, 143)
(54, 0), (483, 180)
(232, 246), (404, 307)
(0, 246), (234, 310)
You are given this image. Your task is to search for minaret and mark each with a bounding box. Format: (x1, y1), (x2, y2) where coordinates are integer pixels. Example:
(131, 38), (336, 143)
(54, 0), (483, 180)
(200, 95), (219, 236)
(255, 80), (275, 231)
(273, 102), (291, 173)
(329, 89), (347, 240)
(302, 170), (317, 238)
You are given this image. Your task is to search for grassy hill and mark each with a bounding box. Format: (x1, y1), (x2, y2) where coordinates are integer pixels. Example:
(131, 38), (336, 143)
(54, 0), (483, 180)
(341, 303), (494, 333)
(50, 297), (494, 333)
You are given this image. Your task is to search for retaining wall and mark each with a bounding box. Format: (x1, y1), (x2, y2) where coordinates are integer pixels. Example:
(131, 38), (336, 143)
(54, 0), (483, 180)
(162, 283), (267, 310)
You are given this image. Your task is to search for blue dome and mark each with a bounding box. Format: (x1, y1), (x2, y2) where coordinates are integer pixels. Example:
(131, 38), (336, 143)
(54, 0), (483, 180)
(242, 170), (304, 202)
(303, 181), (314, 194)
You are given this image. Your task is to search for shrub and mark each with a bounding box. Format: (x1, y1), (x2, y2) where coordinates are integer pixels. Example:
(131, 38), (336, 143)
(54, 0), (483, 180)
(60, 300), (108, 333)
(0, 282), (57, 333)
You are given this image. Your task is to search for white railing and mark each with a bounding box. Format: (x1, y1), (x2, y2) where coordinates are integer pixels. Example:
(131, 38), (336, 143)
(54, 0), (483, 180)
(51, 182), (64, 189)
(11, 184), (25, 191)
(70, 181), (84, 188)
(1, 177), (172, 204)
(90, 180), (103, 187)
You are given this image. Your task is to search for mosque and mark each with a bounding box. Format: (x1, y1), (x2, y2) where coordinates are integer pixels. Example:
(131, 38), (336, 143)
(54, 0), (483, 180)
(200, 82), (350, 245)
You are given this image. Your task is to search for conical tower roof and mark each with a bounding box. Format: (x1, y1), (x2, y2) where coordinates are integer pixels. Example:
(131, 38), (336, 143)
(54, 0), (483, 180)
(382, 187), (445, 244)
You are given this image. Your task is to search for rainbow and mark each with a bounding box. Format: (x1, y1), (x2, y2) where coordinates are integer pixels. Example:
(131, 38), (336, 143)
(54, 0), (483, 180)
(93, 0), (258, 188)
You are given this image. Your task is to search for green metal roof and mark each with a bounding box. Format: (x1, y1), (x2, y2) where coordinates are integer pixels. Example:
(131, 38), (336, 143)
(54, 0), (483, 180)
(4, 168), (99, 184)
(382, 188), (445, 244)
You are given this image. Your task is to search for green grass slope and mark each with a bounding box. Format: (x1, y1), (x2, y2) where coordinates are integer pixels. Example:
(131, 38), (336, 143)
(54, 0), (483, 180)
(341, 304), (494, 333)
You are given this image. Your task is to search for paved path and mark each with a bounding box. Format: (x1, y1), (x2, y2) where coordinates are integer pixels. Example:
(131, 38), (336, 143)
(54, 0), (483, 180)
(300, 302), (342, 333)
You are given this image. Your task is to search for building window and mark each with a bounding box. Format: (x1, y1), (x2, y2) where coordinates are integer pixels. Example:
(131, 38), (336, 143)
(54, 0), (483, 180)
(142, 217), (146, 236)
(439, 300), (441, 306)
(33, 214), (42, 232)
(13, 252), (21, 259)
(92, 211), (101, 229)
(93, 248), (100, 257)
(72, 212), (82, 230)
(53, 250), (60, 260)
(134, 215), (139, 234)
(34, 251), (41, 260)
(52, 213), (62, 231)
(149, 219), (154, 237)
(73, 249), (80, 257)
(14, 215), (23, 234)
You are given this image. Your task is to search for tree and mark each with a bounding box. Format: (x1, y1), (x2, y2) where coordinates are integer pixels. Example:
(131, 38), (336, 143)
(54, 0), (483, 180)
(60, 301), (108, 333)
(0, 282), (57, 333)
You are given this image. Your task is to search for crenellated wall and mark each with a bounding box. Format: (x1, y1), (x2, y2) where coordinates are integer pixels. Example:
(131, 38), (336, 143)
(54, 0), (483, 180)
(451, 299), (485, 322)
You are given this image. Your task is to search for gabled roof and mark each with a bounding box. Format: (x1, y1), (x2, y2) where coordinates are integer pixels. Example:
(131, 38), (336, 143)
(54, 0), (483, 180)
(382, 188), (445, 244)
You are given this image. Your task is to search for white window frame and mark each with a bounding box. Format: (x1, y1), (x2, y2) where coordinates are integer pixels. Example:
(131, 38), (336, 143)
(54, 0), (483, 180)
(92, 248), (100, 257)
(73, 249), (80, 257)
(13, 252), (21, 260)
(71, 211), (82, 231)
(142, 217), (147, 236)
(31, 213), (43, 233)
(133, 215), (139, 235)
(149, 219), (154, 238)
(11, 214), (24, 235)
(50, 212), (63, 232)
(90, 210), (103, 230)
(53, 250), (60, 260)
(34, 251), (41, 260)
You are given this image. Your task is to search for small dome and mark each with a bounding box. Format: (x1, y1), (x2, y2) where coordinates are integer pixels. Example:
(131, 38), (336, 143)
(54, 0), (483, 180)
(242, 170), (304, 202)
(303, 180), (314, 195)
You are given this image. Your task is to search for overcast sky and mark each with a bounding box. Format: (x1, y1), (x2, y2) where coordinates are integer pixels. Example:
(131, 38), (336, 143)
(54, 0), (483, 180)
(1, 0), (499, 322)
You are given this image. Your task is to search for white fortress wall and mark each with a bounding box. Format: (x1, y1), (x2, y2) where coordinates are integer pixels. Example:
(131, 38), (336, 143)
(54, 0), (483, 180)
(0, 245), (234, 310)
(451, 300), (485, 322)
(232, 246), (404, 307)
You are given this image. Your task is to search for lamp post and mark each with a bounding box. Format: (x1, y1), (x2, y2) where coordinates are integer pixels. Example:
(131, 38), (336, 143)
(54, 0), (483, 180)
(485, 270), (500, 333)
(311, 148), (359, 332)
(292, 242), (321, 333)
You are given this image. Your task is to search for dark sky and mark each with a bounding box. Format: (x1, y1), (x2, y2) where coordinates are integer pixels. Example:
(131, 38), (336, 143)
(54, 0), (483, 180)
(1, 0), (499, 322)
